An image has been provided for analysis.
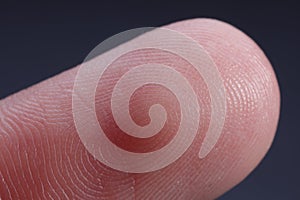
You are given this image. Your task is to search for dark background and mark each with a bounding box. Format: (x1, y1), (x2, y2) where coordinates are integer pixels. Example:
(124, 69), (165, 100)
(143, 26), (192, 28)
(0, 1), (299, 199)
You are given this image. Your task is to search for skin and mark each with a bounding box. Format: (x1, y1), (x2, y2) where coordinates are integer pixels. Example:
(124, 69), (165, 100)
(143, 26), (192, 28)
(0, 18), (280, 199)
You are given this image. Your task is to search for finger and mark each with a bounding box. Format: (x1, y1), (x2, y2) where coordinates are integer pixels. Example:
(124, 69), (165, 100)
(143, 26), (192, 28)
(0, 18), (280, 200)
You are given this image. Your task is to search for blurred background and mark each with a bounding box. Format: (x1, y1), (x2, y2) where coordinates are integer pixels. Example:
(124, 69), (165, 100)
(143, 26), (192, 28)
(0, 1), (298, 199)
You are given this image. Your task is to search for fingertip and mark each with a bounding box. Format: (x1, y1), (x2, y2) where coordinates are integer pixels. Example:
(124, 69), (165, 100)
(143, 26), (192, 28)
(0, 18), (280, 199)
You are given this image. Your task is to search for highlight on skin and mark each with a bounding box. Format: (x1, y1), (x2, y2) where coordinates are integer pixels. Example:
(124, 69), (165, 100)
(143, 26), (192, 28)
(0, 18), (280, 199)
(72, 27), (227, 173)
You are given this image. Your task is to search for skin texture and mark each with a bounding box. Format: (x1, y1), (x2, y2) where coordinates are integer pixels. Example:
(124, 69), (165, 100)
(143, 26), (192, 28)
(0, 18), (280, 199)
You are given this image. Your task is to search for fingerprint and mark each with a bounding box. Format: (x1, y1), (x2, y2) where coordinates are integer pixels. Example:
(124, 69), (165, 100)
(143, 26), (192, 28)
(72, 27), (226, 173)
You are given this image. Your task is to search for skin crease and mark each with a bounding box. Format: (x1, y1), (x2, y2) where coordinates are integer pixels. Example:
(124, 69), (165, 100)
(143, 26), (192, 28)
(0, 18), (280, 199)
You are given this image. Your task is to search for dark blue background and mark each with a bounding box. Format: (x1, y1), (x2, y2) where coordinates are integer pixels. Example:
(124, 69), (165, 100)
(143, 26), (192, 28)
(0, 1), (298, 199)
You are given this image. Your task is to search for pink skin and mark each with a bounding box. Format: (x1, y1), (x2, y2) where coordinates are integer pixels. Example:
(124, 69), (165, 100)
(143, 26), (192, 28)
(0, 18), (280, 199)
